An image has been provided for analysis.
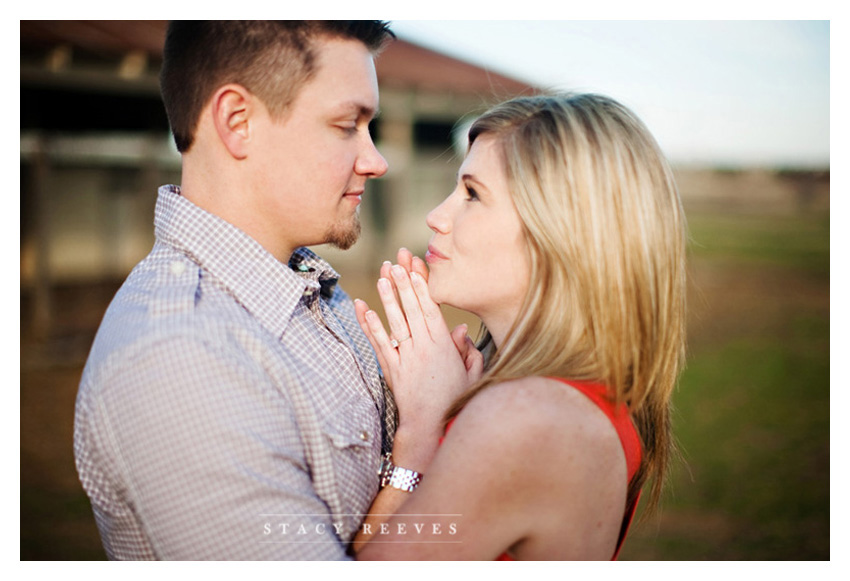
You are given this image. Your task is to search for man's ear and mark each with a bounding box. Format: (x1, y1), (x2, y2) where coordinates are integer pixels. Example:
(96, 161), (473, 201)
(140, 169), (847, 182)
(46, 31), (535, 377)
(211, 84), (253, 160)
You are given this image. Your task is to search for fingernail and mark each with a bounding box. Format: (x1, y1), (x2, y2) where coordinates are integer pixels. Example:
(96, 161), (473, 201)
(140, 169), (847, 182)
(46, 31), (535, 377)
(377, 278), (391, 292)
(391, 264), (404, 278)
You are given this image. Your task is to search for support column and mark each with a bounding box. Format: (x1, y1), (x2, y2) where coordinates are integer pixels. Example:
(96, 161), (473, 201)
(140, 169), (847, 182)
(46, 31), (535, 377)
(29, 135), (52, 339)
(377, 89), (415, 256)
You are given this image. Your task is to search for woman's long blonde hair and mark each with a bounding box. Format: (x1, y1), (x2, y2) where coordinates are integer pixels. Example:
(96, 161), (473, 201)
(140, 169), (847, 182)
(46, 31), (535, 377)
(444, 93), (687, 513)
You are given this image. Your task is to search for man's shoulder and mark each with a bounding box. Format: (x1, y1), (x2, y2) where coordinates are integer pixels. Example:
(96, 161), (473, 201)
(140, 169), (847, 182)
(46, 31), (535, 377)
(80, 249), (272, 394)
(89, 251), (203, 351)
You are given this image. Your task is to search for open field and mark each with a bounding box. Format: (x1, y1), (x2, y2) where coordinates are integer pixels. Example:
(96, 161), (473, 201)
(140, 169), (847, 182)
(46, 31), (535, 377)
(620, 209), (829, 560)
(20, 198), (829, 560)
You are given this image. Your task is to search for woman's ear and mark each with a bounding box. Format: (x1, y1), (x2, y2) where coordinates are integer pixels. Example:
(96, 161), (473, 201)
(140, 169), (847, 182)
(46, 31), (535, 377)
(210, 84), (252, 160)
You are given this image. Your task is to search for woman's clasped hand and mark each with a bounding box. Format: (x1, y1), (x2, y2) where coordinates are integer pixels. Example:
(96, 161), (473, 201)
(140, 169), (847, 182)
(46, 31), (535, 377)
(354, 248), (483, 457)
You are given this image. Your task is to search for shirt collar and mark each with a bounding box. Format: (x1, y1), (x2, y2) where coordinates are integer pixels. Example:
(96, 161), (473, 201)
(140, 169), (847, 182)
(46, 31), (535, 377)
(288, 248), (340, 300)
(154, 185), (339, 338)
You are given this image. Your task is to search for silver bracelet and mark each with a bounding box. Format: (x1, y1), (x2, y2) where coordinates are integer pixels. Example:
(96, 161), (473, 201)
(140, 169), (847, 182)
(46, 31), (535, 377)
(378, 452), (422, 492)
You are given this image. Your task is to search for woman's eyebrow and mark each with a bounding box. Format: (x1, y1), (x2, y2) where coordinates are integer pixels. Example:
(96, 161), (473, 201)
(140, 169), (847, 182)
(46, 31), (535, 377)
(458, 172), (490, 192)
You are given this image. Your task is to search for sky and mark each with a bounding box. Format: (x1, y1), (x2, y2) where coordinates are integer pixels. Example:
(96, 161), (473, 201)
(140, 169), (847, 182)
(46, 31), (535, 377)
(390, 20), (830, 169)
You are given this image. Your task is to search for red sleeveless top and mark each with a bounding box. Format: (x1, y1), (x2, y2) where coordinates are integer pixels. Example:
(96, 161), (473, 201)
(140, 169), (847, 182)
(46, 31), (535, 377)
(443, 379), (642, 561)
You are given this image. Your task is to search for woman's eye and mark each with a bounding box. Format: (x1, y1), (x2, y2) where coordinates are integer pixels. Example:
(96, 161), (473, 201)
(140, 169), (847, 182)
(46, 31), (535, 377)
(465, 185), (480, 201)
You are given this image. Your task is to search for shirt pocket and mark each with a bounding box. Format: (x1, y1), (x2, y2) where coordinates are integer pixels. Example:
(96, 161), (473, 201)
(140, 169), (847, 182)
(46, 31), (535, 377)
(319, 400), (382, 536)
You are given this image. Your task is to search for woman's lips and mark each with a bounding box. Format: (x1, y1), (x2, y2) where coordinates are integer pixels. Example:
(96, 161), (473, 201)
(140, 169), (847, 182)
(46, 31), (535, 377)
(425, 245), (448, 264)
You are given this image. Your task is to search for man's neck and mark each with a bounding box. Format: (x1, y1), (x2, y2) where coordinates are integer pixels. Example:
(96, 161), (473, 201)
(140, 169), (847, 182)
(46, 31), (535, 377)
(179, 156), (297, 264)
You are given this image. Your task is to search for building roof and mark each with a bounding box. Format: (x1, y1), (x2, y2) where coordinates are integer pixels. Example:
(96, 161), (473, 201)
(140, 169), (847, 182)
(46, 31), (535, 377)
(21, 20), (168, 55)
(20, 20), (536, 97)
(377, 35), (534, 96)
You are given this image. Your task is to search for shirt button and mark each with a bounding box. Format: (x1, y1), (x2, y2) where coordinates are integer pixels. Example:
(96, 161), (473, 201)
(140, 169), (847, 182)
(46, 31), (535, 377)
(359, 430), (370, 442)
(169, 261), (186, 276)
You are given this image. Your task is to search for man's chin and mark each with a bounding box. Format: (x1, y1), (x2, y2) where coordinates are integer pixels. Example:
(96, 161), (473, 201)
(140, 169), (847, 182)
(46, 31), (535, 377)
(326, 218), (361, 251)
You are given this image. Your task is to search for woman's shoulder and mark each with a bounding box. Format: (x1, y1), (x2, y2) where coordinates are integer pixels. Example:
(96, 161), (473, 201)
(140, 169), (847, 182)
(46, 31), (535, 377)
(459, 377), (614, 429)
(449, 376), (624, 462)
(438, 376), (629, 558)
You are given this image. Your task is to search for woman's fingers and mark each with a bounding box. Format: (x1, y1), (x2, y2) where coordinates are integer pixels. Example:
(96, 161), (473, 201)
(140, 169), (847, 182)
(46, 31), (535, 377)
(396, 248), (429, 283)
(373, 252), (439, 347)
(354, 299), (393, 382)
(377, 277), (412, 347)
(450, 323), (483, 375)
(409, 270), (449, 338)
(411, 255), (429, 282)
(354, 298), (374, 345)
(362, 306), (399, 368)
(389, 265), (430, 340)
(465, 336), (485, 377)
(450, 324), (469, 357)
(396, 248), (413, 274)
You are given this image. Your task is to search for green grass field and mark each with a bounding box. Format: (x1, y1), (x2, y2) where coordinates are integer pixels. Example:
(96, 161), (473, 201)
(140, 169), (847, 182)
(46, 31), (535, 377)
(619, 209), (829, 560)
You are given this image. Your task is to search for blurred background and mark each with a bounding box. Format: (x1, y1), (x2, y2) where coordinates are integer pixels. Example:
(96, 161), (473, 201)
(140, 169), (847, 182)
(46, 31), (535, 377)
(20, 21), (829, 560)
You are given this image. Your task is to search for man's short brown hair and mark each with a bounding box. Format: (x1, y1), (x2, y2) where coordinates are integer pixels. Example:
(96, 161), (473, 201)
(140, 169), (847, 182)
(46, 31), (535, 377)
(160, 21), (394, 152)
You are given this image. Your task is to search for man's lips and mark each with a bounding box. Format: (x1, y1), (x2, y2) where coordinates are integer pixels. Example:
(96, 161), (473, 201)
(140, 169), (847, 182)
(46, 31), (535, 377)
(425, 244), (448, 263)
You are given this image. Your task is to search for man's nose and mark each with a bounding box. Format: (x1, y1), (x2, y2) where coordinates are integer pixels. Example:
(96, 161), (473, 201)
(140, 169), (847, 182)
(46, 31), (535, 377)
(357, 138), (388, 178)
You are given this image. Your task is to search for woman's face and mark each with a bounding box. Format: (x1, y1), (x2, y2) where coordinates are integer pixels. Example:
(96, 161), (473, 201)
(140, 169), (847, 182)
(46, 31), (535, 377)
(425, 134), (530, 338)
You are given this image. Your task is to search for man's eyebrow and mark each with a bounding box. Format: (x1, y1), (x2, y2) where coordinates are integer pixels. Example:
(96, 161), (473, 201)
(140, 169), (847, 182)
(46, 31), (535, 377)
(334, 101), (379, 120)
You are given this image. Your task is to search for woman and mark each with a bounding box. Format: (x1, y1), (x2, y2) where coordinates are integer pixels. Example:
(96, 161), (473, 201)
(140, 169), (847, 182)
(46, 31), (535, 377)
(351, 93), (687, 560)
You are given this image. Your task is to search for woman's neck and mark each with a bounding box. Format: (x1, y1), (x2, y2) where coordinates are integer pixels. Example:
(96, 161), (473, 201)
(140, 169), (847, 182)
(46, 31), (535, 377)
(479, 306), (521, 351)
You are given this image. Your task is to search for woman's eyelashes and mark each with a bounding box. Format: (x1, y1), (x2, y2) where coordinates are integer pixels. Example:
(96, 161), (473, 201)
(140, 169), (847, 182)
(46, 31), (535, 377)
(464, 184), (480, 202)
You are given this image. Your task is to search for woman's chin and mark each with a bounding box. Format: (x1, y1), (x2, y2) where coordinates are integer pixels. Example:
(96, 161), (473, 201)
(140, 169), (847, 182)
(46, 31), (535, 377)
(427, 286), (462, 313)
(426, 277), (448, 306)
(427, 288), (445, 306)
(427, 274), (474, 312)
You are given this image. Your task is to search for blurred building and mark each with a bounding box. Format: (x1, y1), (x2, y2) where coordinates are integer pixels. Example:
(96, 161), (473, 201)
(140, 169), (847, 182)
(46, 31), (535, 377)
(20, 20), (536, 335)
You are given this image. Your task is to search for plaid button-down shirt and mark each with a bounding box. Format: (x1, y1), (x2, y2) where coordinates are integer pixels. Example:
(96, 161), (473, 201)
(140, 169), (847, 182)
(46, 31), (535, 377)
(74, 185), (396, 560)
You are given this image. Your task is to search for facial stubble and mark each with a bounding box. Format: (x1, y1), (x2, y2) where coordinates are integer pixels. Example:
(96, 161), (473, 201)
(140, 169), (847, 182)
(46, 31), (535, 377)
(326, 211), (361, 251)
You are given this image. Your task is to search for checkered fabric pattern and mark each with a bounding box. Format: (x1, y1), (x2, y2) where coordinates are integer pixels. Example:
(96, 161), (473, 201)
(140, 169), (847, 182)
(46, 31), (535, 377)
(74, 185), (396, 560)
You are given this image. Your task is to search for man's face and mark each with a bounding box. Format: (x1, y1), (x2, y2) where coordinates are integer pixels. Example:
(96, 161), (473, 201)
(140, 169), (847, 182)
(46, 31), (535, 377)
(249, 36), (387, 257)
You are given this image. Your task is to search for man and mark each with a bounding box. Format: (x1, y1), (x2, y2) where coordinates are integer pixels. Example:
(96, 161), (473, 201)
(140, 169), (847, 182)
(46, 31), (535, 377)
(74, 21), (396, 560)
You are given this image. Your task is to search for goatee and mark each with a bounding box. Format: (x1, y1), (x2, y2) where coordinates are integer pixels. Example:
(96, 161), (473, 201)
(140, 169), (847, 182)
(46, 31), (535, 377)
(327, 214), (361, 250)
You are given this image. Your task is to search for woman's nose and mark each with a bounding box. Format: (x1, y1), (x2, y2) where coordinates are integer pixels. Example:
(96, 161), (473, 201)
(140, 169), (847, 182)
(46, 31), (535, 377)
(426, 195), (453, 234)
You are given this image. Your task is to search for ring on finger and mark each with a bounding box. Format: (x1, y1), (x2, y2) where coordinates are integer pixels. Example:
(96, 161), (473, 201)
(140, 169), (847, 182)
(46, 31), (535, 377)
(390, 335), (411, 349)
